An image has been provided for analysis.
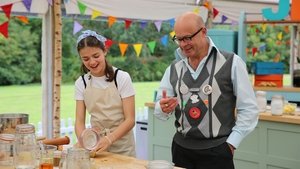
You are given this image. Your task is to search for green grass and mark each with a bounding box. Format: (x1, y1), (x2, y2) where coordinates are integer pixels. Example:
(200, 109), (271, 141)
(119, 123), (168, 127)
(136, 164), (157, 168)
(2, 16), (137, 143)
(0, 82), (160, 126)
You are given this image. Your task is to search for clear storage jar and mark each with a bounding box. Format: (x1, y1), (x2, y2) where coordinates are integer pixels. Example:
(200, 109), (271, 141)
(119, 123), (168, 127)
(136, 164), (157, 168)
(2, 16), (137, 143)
(14, 124), (38, 169)
(271, 95), (284, 116)
(66, 148), (90, 169)
(256, 91), (267, 113)
(0, 133), (15, 166)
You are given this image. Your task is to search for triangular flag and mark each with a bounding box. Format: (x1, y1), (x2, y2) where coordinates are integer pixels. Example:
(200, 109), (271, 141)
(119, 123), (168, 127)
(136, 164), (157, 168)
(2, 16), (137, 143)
(193, 7), (200, 14)
(47, 0), (53, 6)
(22, 0), (32, 12)
(108, 16), (116, 28)
(277, 32), (283, 40)
(203, 2), (209, 8)
(105, 39), (113, 49)
(124, 19), (132, 29)
(91, 10), (101, 20)
(284, 26), (289, 33)
(221, 15), (228, 24)
(1, 4), (13, 19)
(77, 1), (87, 15)
(261, 24), (267, 33)
(73, 21), (83, 35)
(0, 21), (9, 38)
(252, 47), (257, 57)
(259, 44), (266, 52)
(119, 43), (128, 56)
(169, 18), (175, 28)
(160, 35), (168, 46)
(133, 44), (143, 57)
(169, 31), (175, 38)
(154, 21), (162, 32)
(140, 21), (147, 29)
(16, 16), (29, 24)
(147, 41), (156, 54)
(213, 8), (219, 18)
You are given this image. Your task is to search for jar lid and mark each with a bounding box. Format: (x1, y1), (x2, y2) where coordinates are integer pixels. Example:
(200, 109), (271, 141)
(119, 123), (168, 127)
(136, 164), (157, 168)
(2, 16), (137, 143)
(80, 128), (99, 150)
(256, 91), (266, 96)
(0, 133), (15, 142)
(16, 124), (35, 134)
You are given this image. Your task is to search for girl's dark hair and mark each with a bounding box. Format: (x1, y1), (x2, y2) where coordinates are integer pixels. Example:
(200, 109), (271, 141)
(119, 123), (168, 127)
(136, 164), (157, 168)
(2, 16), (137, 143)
(77, 36), (114, 82)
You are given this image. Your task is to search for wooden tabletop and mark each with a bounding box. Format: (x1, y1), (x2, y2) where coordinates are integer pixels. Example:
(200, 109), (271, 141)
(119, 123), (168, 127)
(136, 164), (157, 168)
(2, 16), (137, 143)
(92, 152), (183, 169)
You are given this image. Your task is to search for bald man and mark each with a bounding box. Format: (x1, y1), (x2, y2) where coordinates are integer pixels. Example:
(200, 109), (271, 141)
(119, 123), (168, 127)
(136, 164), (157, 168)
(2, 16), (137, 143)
(154, 12), (259, 169)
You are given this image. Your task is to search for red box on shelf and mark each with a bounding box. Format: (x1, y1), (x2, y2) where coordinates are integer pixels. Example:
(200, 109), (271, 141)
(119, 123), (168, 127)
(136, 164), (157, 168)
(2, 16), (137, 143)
(254, 74), (283, 87)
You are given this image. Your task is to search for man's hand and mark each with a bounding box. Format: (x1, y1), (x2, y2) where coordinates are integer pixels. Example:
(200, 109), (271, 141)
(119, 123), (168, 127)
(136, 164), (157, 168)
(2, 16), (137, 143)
(160, 90), (178, 113)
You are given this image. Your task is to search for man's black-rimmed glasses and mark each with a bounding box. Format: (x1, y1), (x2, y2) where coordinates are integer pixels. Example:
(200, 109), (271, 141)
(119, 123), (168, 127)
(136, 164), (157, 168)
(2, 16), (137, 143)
(172, 27), (203, 45)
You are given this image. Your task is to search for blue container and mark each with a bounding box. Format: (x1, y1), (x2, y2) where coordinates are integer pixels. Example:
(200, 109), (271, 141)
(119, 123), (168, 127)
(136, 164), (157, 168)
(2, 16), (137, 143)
(251, 62), (284, 75)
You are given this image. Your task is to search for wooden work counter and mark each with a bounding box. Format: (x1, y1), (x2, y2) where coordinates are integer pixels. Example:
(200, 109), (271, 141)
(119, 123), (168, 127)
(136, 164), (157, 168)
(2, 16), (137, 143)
(91, 152), (183, 169)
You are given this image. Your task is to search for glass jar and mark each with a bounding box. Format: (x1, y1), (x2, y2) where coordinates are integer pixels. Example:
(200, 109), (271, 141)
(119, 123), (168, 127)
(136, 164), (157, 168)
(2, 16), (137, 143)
(0, 133), (15, 166)
(80, 128), (101, 150)
(14, 124), (37, 169)
(256, 91), (267, 113)
(66, 148), (90, 169)
(271, 95), (284, 116)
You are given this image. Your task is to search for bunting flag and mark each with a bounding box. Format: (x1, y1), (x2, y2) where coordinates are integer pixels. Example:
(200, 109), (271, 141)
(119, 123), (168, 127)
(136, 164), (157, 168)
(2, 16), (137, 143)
(255, 28), (260, 33)
(147, 41), (156, 54)
(259, 44), (266, 52)
(213, 8), (219, 18)
(108, 16), (116, 28)
(193, 7), (200, 14)
(160, 35), (168, 46)
(140, 21), (147, 29)
(221, 15), (228, 24)
(47, 0), (53, 6)
(261, 24), (267, 33)
(22, 0), (32, 12)
(1, 4), (13, 19)
(91, 10), (101, 19)
(73, 21), (83, 35)
(124, 19), (132, 29)
(0, 21), (9, 38)
(77, 1), (87, 15)
(16, 16), (29, 24)
(169, 31), (175, 38)
(203, 2), (209, 8)
(133, 44), (143, 57)
(277, 32), (283, 40)
(169, 19), (175, 28)
(119, 43), (128, 56)
(252, 47), (257, 57)
(154, 21), (162, 32)
(284, 26), (289, 33)
(105, 39), (113, 49)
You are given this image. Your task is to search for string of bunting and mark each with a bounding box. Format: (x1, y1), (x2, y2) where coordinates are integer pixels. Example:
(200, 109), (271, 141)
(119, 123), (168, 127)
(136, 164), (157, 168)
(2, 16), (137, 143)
(247, 24), (290, 57)
(1, 0), (238, 57)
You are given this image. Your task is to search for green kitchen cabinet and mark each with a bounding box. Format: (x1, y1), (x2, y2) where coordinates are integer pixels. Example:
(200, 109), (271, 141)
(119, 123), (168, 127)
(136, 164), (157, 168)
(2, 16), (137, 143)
(147, 103), (300, 169)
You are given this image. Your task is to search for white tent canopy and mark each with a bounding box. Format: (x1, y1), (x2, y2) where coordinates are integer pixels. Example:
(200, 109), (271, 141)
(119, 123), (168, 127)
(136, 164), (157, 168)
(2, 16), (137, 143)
(0, 0), (48, 14)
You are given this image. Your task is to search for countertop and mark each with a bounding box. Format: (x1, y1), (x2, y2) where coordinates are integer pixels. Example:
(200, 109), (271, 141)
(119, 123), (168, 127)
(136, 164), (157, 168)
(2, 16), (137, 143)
(145, 102), (300, 125)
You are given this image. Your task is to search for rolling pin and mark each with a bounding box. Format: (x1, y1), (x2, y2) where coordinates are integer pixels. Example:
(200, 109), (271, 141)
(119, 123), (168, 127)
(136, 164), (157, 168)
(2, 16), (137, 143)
(42, 136), (70, 146)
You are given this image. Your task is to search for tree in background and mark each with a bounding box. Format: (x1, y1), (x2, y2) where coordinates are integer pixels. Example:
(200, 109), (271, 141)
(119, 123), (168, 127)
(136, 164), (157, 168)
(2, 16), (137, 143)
(0, 16), (41, 85)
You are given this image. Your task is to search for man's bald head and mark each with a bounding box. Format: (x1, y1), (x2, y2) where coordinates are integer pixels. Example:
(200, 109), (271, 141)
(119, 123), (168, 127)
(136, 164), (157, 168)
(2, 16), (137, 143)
(175, 12), (205, 29)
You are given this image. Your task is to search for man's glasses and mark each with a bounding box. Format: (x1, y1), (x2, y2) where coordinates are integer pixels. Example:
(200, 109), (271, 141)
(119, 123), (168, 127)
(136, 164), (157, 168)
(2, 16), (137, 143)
(172, 27), (204, 45)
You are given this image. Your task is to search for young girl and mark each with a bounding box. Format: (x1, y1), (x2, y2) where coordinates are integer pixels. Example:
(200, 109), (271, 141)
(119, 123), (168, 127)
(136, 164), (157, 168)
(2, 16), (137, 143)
(74, 30), (135, 157)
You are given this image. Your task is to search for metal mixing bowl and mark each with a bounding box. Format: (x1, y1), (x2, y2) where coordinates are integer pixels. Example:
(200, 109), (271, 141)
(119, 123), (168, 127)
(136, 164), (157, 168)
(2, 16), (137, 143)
(0, 113), (29, 134)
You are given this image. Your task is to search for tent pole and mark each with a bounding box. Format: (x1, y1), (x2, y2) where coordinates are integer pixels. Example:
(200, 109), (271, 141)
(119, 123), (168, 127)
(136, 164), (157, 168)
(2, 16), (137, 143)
(52, 0), (62, 138)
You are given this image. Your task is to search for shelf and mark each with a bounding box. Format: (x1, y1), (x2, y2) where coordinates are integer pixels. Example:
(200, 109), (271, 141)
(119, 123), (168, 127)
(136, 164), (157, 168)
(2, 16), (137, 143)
(245, 20), (300, 24)
(254, 86), (300, 92)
